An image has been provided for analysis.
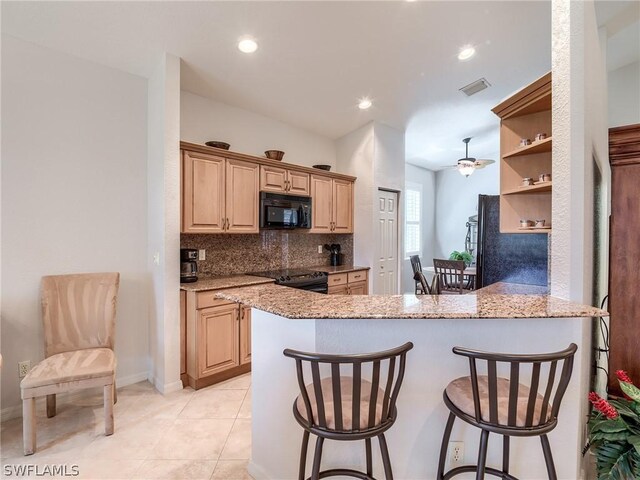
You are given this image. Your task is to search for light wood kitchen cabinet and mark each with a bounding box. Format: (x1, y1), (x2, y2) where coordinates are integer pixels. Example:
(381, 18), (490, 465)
(311, 174), (353, 233)
(182, 150), (259, 234)
(226, 159), (259, 233)
(260, 165), (310, 196)
(347, 281), (367, 295)
(492, 72), (552, 234)
(198, 303), (240, 378)
(327, 269), (369, 295)
(182, 150), (226, 233)
(184, 290), (253, 389)
(180, 291), (186, 386)
(332, 179), (353, 233)
(240, 306), (251, 365)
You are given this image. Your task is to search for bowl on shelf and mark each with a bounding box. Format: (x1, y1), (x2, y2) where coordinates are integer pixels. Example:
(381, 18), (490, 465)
(520, 219), (535, 228)
(205, 141), (231, 150)
(313, 164), (332, 171)
(265, 150), (285, 161)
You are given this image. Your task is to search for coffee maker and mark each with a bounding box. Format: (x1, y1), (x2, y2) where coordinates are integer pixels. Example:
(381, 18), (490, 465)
(180, 249), (198, 283)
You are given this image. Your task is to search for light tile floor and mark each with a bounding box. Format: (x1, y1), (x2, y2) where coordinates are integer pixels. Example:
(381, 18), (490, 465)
(1, 374), (253, 479)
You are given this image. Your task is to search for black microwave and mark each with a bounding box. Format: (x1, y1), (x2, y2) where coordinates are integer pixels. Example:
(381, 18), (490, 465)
(259, 192), (311, 229)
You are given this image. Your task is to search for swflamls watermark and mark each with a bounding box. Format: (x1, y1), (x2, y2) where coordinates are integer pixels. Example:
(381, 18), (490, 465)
(3, 464), (80, 477)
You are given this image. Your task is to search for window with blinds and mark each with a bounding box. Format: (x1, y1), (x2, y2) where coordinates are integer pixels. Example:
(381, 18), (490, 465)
(405, 183), (422, 258)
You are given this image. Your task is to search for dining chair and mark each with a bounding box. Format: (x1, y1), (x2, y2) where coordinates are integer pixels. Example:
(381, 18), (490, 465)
(284, 342), (414, 480)
(410, 255), (431, 294)
(433, 259), (471, 294)
(20, 272), (120, 455)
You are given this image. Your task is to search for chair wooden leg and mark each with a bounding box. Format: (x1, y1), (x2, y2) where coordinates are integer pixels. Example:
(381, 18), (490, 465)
(437, 412), (456, 479)
(365, 438), (373, 477)
(22, 398), (36, 455)
(310, 437), (324, 480)
(502, 435), (510, 474)
(113, 381), (117, 404)
(540, 434), (557, 480)
(476, 430), (490, 480)
(104, 383), (114, 436)
(298, 430), (310, 480)
(46, 394), (56, 418)
(378, 433), (394, 480)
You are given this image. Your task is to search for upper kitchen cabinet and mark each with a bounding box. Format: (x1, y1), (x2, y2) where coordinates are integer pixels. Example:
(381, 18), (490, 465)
(310, 174), (353, 233)
(260, 165), (310, 196)
(226, 159), (259, 233)
(492, 72), (552, 234)
(180, 141), (356, 234)
(182, 150), (226, 233)
(182, 149), (259, 234)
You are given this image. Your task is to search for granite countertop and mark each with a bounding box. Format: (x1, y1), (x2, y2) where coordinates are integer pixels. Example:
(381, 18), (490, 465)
(180, 275), (275, 292)
(313, 265), (370, 274)
(475, 282), (549, 295)
(214, 282), (609, 319)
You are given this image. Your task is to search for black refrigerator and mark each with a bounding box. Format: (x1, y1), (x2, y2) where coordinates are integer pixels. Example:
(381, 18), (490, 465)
(475, 195), (548, 289)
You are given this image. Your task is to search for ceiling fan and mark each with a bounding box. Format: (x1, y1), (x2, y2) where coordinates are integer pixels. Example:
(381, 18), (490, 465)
(445, 137), (495, 177)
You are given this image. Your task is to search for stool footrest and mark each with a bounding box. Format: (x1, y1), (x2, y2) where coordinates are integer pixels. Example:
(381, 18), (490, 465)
(312, 468), (377, 480)
(443, 465), (519, 480)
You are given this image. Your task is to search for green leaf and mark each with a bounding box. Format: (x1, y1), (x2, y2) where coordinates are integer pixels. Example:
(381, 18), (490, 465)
(621, 382), (640, 404)
(629, 435), (640, 456)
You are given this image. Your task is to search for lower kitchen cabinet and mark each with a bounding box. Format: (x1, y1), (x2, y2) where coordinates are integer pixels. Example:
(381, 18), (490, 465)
(198, 303), (240, 378)
(183, 290), (252, 389)
(240, 305), (251, 365)
(327, 269), (369, 295)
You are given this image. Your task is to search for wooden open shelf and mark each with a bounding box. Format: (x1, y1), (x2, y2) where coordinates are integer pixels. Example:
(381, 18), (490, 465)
(492, 72), (552, 234)
(503, 137), (552, 159)
(503, 182), (552, 195)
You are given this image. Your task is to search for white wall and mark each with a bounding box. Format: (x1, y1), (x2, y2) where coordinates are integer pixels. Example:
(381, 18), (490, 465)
(180, 91), (336, 169)
(1, 35), (149, 416)
(147, 54), (182, 394)
(608, 60), (640, 127)
(336, 121), (405, 294)
(402, 164), (436, 293)
(433, 164), (499, 260)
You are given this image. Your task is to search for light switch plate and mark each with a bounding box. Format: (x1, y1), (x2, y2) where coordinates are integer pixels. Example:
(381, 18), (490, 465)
(199, 249), (206, 261)
(318, 245), (323, 254)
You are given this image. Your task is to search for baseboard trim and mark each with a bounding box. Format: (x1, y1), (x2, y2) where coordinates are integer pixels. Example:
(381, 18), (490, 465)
(247, 460), (270, 480)
(1, 370), (150, 423)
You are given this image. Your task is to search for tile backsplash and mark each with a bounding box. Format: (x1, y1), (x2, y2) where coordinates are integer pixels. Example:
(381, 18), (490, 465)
(181, 232), (353, 276)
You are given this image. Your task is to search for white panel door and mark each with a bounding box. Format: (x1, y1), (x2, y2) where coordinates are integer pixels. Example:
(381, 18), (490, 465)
(375, 189), (399, 294)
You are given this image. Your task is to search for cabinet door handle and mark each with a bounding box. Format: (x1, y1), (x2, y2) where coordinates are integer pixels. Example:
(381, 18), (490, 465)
(222, 217), (226, 230)
(287, 180), (291, 191)
(225, 218), (230, 230)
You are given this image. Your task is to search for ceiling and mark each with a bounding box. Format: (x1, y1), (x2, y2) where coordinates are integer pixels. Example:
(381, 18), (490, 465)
(2, 1), (555, 170)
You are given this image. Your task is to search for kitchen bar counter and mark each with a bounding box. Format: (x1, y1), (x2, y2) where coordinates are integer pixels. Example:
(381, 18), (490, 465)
(215, 282), (607, 319)
(179, 274), (274, 292)
(474, 281), (549, 295)
(247, 283), (608, 479)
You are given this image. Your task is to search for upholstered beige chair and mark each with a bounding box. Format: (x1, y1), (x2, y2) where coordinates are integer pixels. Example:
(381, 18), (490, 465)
(20, 272), (120, 455)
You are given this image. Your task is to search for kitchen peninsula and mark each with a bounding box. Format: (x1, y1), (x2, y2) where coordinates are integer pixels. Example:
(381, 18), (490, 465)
(214, 283), (607, 480)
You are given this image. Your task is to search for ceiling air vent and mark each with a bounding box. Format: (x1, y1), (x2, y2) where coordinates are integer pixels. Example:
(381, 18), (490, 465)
(459, 78), (491, 97)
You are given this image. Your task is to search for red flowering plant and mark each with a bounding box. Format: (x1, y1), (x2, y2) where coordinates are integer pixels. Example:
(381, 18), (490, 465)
(587, 370), (640, 479)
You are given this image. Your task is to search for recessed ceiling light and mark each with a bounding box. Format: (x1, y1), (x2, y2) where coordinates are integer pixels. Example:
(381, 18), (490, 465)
(358, 97), (372, 110)
(238, 37), (258, 54)
(457, 46), (476, 61)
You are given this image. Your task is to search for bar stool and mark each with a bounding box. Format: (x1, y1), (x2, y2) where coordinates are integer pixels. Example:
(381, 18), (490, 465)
(436, 343), (578, 480)
(284, 342), (413, 480)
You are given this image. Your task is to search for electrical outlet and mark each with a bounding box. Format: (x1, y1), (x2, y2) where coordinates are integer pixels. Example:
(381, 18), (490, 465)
(18, 361), (31, 378)
(318, 245), (323, 254)
(447, 441), (464, 468)
(198, 249), (206, 261)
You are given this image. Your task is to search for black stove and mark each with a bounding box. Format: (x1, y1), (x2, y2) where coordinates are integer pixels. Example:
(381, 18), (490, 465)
(250, 268), (328, 294)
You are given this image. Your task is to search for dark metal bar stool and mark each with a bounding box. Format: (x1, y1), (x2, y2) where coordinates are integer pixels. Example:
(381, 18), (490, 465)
(284, 342), (413, 480)
(436, 343), (578, 480)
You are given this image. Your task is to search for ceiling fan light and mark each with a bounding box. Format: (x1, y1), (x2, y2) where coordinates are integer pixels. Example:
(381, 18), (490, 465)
(457, 160), (476, 177)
